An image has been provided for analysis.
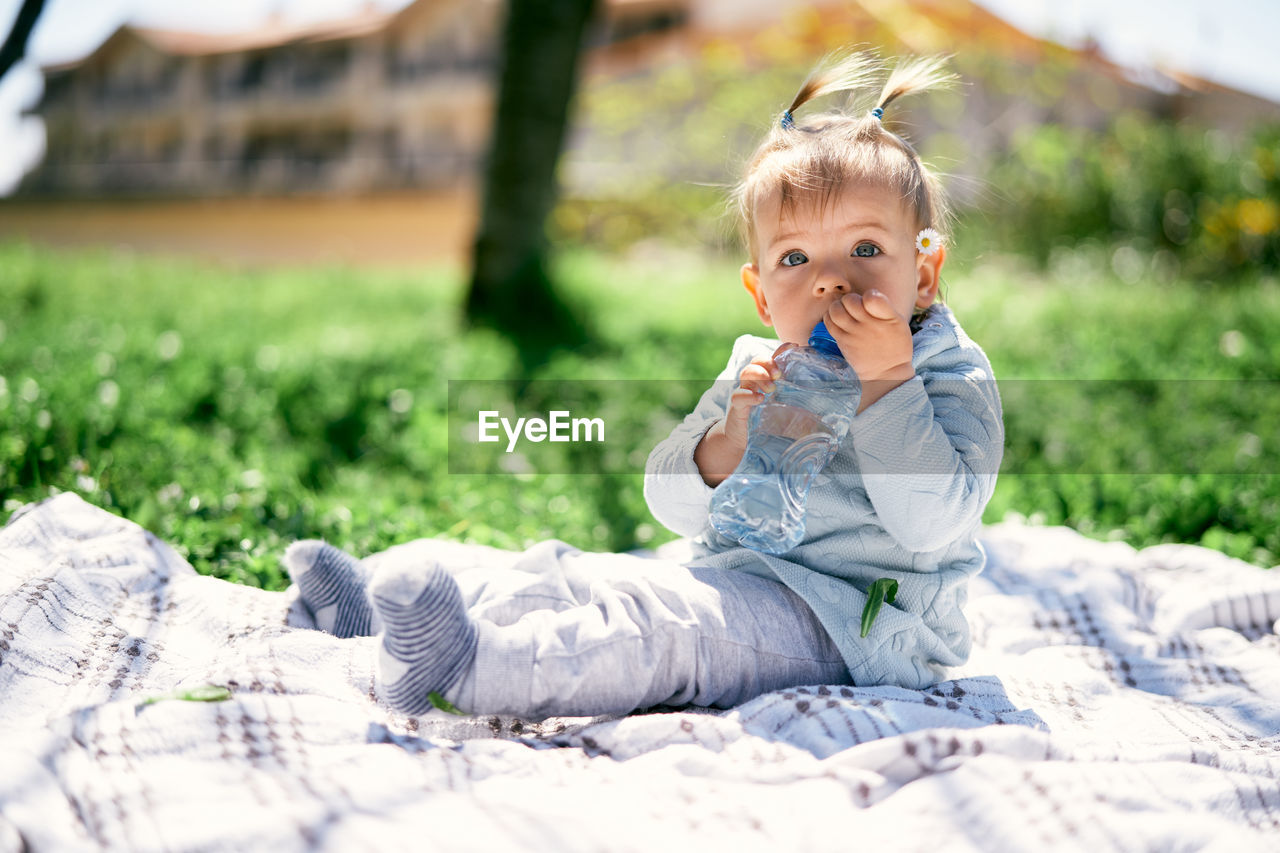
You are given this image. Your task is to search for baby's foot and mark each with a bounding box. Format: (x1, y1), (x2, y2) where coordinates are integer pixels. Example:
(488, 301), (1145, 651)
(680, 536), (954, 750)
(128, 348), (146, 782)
(372, 560), (477, 716)
(283, 540), (376, 638)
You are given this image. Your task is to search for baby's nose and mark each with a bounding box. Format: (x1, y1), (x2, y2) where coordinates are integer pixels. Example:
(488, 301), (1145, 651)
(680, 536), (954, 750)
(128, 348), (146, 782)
(813, 274), (851, 295)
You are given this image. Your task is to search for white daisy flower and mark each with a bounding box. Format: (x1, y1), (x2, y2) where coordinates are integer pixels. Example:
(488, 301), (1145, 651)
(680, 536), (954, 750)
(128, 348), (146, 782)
(916, 228), (943, 256)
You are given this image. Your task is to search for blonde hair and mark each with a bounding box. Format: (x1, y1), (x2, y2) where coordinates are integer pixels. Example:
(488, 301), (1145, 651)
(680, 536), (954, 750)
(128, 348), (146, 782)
(735, 51), (956, 262)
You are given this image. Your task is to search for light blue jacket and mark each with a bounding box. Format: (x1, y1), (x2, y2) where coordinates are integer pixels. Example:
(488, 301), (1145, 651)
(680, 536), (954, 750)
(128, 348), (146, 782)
(644, 304), (1004, 689)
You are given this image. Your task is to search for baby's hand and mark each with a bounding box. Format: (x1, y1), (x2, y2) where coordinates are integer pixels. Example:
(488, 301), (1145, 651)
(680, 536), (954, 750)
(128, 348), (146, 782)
(694, 344), (794, 485)
(723, 346), (792, 448)
(825, 291), (913, 381)
(825, 291), (914, 411)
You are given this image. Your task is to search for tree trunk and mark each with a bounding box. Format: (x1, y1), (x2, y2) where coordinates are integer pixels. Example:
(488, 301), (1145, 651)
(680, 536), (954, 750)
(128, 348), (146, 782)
(465, 0), (596, 361)
(0, 0), (47, 81)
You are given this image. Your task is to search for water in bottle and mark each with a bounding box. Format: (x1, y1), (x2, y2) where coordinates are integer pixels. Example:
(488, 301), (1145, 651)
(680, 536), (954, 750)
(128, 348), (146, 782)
(708, 321), (860, 554)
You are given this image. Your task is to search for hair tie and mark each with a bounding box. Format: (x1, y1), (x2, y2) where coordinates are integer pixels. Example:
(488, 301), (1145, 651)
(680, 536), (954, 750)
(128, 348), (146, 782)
(870, 106), (884, 122)
(780, 110), (795, 130)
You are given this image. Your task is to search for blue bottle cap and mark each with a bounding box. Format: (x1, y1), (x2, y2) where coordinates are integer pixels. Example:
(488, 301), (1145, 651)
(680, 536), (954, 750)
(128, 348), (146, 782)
(808, 321), (843, 358)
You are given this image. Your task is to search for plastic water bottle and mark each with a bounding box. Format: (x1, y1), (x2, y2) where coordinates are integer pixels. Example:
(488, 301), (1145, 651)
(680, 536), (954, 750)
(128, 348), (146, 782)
(708, 321), (860, 554)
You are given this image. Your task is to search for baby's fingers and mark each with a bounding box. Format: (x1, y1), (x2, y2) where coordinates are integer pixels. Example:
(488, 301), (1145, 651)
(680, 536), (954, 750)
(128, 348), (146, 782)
(724, 386), (767, 444)
(729, 386), (767, 410)
(738, 360), (779, 394)
(862, 289), (900, 321)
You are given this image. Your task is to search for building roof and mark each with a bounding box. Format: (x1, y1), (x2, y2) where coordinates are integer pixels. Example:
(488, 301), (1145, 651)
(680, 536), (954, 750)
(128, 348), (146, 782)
(130, 14), (396, 56)
(41, 0), (464, 71)
(43, 0), (571, 70)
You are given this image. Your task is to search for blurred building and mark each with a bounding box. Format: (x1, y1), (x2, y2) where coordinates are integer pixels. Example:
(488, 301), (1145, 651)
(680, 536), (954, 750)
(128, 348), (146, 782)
(14, 0), (1280, 200)
(16, 0), (689, 197)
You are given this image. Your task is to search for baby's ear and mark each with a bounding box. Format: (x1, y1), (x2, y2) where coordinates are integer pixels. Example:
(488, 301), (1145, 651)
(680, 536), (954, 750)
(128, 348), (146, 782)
(915, 247), (945, 309)
(741, 263), (772, 326)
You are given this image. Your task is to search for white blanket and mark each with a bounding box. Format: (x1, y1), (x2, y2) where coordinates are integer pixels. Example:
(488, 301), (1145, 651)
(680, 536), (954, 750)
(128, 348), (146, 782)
(2, 493), (1280, 851)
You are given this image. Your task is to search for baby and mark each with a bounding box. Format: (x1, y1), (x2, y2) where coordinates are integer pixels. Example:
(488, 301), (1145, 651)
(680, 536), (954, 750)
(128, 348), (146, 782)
(285, 51), (1004, 718)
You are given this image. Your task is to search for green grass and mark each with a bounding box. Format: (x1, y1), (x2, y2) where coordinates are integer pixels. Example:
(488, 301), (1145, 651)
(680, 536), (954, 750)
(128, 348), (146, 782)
(2, 239), (1277, 590)
(944, 249), (1280, 567)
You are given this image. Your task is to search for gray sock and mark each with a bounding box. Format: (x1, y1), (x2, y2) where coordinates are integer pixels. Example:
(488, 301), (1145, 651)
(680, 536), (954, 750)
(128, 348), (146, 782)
(372, 561), (478, 716)
(283, 540), (376, 638)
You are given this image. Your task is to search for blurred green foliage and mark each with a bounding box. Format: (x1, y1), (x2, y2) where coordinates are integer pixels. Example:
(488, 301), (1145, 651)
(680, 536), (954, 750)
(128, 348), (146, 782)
(1, 240), (1277, 591)
(986, 119), (1280, 277)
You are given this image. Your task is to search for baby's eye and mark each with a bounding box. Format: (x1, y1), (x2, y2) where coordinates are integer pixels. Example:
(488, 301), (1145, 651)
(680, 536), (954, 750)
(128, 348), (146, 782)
(780, 250), (808, 267)
(853, 243), (881, 258)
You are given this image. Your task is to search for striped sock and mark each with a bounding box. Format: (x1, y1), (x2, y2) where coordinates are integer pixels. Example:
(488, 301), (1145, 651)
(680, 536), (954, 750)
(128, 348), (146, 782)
(283, 540), (376, 638)
(372, 561), (477, 716)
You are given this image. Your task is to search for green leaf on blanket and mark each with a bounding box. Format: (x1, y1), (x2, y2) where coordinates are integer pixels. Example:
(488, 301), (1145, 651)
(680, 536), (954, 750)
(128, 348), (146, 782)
(428, 691), (467, 716)
(139, 684), (233, 707)
(860, 578), (899, 638)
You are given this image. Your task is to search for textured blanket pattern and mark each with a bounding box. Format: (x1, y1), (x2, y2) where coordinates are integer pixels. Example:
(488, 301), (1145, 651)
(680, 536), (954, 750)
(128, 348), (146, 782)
(2, 493), (1280, 851)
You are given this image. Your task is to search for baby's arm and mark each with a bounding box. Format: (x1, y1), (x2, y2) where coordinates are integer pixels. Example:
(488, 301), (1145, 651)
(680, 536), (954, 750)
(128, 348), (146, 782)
(694, 345), (792, 486)
(850, 358), (1004, 553)
(644, 336), (776, 537)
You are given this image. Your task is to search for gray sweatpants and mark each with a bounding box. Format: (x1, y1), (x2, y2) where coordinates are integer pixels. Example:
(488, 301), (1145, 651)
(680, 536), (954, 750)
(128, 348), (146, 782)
(368, 538), (850, 719)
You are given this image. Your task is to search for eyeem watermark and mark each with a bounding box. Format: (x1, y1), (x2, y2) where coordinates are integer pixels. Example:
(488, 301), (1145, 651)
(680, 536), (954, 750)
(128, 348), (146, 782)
(448, 378), (1280, 475)
(478, 410), (605, 453)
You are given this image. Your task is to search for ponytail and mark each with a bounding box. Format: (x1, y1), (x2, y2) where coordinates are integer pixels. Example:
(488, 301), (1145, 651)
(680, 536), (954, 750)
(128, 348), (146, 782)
(778, 50), (956, 129)
(874, 55), (956, 116)
(785, 51), (877, 117)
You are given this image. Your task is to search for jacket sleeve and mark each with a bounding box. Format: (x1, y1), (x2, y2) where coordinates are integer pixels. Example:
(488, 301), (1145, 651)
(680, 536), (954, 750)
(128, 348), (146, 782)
(643, 335), (767, 538)
(849, 353), (1004, 553)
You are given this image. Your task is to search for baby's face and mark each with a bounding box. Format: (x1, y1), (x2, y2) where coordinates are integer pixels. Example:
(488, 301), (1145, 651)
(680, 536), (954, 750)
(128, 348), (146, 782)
(743, 182), (935, 345)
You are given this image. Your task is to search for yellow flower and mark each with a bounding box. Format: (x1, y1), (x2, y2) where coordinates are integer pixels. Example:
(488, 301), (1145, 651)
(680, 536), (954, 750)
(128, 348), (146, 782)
(1237, 198), (1278, 236)
(916, 228), (942, 255)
